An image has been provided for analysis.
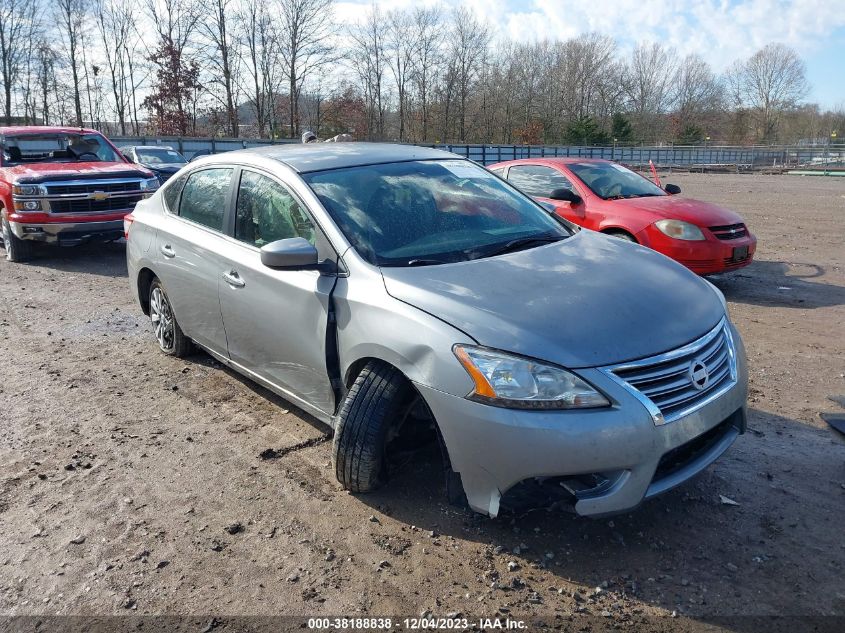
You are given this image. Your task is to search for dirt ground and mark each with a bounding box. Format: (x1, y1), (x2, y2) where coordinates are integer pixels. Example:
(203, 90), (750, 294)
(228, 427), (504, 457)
(0, 173), (843, 632)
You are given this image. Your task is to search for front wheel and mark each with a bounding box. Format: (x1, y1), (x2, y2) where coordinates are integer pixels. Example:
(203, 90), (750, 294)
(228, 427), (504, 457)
(333, 361), (416, 493)
(605, 229), (637, 243)
(149, 279), (192, 357)
(1, 215), (34, 263)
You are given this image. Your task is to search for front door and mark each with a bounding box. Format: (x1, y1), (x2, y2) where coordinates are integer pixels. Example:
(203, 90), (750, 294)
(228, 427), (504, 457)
(217, 168), (337, 416)
(506, 164), (588, 226)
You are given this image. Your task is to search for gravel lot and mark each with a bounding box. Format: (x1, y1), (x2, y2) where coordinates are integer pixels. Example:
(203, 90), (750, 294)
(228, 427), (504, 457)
(1, 173), (843, 631)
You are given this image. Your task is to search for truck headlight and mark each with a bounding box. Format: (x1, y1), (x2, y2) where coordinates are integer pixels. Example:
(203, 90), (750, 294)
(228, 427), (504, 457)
(12, 184), (42, 196)
(453, 345), (610, 409)
(654, 219), (705, 241)
(13, 200), (42, 211)
(140, 178), (160, 192)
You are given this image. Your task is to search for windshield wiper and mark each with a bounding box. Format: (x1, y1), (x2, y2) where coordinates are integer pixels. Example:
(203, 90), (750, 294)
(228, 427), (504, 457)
(406, 258), (448, 266)
(478, 234), (565, 259)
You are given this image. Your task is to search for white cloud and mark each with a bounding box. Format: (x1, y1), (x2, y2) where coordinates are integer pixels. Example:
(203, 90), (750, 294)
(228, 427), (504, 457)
(335, 0), (845, 71)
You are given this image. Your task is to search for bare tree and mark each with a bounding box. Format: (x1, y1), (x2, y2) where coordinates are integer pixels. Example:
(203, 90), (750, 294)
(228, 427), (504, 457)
(348, 3), (387, 140)
(672, 54), (723, 138)
(0, 0), (40, 124)
(385, 9), (414, 141)
(199, 0), (240, 136)
(448, 7), (490, 142)
(54, 0), (90, 127)
(275, 0), (336, 138)
(727, 43), (808, 142)
(623, 42), (678, 139)
(238, 3), (277, 137)
(409, 6), (442, 142)
(143, 0), (201, 134)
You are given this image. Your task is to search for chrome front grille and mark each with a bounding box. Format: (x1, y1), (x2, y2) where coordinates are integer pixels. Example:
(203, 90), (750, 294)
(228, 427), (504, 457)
(602, 318), (737, 425)
(45, 181), (141, 195)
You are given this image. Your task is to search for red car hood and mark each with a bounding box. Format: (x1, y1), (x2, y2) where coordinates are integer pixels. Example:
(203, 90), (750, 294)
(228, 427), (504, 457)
(5, 162), (153, 181)
(612, 195), (745, 226)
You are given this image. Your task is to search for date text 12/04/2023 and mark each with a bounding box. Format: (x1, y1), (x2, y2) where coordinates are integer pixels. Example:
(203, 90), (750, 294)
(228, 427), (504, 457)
(306, 617), (528, 630)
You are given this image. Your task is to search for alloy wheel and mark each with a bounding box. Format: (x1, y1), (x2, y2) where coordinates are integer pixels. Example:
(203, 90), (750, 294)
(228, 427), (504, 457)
(150, 287), (175, 352)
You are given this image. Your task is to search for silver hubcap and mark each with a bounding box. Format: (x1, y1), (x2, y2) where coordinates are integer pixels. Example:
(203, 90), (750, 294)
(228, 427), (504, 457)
(150, 287), (175, 352)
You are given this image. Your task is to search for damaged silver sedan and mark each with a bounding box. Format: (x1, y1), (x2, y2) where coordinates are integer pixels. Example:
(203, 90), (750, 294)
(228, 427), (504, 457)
(126, 143), (747, 517)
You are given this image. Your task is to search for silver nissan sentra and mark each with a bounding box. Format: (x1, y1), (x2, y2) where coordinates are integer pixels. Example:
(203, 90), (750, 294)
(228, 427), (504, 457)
(126, 143), (747, 518)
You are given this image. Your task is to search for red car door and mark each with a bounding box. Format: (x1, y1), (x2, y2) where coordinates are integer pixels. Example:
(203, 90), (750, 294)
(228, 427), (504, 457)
(504, 163), (594, 229)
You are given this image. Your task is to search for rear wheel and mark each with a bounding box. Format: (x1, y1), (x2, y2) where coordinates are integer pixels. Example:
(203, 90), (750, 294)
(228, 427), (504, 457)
(1, 215), (34, 263)
(149, 279), (192, 357)
(605, 229), (637, 243)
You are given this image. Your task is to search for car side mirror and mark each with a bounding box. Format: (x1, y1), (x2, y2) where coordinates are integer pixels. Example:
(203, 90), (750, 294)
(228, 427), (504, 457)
(260, 237), (319, 269)
(664, 184), (681, 195)
(549, 188), (582, 204)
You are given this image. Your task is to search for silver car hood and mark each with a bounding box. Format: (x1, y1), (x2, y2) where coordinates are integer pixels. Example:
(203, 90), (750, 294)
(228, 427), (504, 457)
(380, 230), (724, 369)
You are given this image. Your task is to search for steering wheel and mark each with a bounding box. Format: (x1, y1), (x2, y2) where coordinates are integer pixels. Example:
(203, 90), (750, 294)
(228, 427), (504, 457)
(76, 151), (100, 161)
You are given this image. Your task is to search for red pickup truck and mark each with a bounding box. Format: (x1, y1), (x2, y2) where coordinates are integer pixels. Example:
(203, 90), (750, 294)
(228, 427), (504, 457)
(0, 126), (159, 262)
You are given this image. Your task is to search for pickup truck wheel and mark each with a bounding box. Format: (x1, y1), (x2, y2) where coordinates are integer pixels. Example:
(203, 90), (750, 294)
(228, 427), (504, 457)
(1, 216), (34, 263)
(333, 360), (415, 493)
(149, 279), (191, 357)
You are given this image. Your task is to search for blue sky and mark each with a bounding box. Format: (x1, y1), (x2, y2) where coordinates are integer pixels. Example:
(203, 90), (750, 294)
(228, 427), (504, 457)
(335, 0), (845, 109)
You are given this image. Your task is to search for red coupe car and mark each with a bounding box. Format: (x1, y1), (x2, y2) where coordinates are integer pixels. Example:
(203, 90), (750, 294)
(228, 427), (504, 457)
(489, 158), (756, 275)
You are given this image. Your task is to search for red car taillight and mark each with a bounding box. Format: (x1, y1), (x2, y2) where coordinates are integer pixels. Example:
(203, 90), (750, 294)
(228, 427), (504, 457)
(123, 213), (135, 239)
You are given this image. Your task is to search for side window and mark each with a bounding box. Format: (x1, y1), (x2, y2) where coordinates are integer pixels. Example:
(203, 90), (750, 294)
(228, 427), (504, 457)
(162, 173), (188, 212)
(507, 165), (574, 198)
(235, 170), (315, 247)
(178, 168), (233, 231)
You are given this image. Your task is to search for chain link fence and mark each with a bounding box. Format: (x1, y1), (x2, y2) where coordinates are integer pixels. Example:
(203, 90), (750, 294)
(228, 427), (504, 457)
(109, 136), (845, 171)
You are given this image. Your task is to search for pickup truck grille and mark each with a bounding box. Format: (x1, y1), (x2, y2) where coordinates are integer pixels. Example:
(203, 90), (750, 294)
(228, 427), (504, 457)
(49, 194), (144, 214)
(603, 319), (737, 425)
(45, 181), (142, 195)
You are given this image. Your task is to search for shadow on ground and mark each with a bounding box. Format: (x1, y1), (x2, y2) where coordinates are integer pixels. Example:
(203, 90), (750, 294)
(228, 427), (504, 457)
(12, 241), (128, 278)
(357, 407), (845, 620)
(711, 260), (845, 309)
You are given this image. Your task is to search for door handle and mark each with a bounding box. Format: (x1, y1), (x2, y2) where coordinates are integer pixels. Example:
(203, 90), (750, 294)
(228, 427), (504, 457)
(160, 244), (175, 258)
(222, 270), (245, 288)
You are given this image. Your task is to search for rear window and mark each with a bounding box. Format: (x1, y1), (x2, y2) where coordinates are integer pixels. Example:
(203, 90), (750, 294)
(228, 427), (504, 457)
(178, 168), (233, 232)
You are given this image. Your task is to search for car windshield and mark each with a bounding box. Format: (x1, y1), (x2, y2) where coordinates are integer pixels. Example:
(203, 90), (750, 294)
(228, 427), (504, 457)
(135, 148), (186, 164)
(1, 132), (121, 165)
(567, 161), (666, 200)
(303, 159), (571, 266)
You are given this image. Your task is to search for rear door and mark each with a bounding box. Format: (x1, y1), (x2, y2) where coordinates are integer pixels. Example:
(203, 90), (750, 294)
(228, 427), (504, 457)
(154, 166), (235, 355)
(506, 164), (589, 227)
(216, 167), (338, 416)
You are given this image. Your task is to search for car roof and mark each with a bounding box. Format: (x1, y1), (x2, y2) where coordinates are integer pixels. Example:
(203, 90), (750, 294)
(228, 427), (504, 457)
(198, 142), (459, 174)
(490, 157), (611, 167)
(0, 125), (102, 137)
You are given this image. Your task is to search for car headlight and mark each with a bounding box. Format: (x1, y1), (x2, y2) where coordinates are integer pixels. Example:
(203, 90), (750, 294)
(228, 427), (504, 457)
(654, 219), (705, 241)
(453, 345), (610, 409)
(12, 184), (42, 196)
(140, 177), (160, 192)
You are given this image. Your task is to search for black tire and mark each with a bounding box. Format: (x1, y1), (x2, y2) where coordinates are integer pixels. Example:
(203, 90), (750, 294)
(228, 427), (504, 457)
(1, 215), (34, 263)
(605, 229), (637, 243)
(333, 360), (415, 493)
(149, 278), (192, 357)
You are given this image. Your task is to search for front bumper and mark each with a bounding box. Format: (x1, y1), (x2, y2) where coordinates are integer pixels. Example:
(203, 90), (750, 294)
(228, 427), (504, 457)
(637, 228), (757, 275)
(417, 322), (748, 518)
(9, 219), (125, 246)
